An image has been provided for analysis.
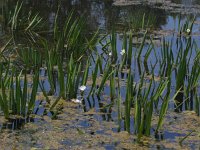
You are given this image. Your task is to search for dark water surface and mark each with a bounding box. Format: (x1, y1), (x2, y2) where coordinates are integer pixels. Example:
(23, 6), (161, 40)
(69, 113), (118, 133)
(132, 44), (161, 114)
(0, 0), (199, 33)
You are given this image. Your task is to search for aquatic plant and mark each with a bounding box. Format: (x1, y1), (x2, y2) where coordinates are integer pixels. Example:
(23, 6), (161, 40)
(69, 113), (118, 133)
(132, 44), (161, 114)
(7, 1), (43, 45)
(53, 9), (98, 61)
(137, 31), (147, 59)
(127, 11), (157, 31)
(65, 55), (82, 100)
(17, 47), (42, 69)
(0, 67), (39, 119)
(81, 59), (90, 86)
(185, 52), (200, 110)
(0, 2), (200, 147)
(137, 79), (168, 139)
(194, 90), (200, 116)
(127, 31), (133, 66)
(175, 37), (192, 111)
(178, 16), (195, 35)
(124, 69), (135, 133)
(97, 63), (114, 96)
(110, 68), (116, 100)
(43, 40), (57, 95)
(88, 56), (100, 96)
(110, 28), (118, 62)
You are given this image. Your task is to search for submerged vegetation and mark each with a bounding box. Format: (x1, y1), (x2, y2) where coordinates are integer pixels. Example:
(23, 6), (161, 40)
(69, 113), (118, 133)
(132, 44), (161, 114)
(0, 0), (199, 149)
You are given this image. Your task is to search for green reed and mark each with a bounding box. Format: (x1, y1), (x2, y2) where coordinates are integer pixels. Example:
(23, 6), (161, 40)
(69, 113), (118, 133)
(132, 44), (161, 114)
(156, 86), (182, 133)
(43, 40), (57, 95)
(81, 59), (90, 86)
(137, 31), (147, 59)
(116, 71), (123, 131)
(65, 55), (82, 99)
(178, 16), (195, 35)
(88, 56), (99, 96)
(127, 31), (133, 66)
(128, 11), (156, 31)
(53, 9), (98, 61)
(110, 69), (115, 100)
(58, 59), (65, 98)
(185, 52), (200, 110)
(110, 28), (118, 62)
(124, 69), (135, 133)
(139, 79), (168, 139)
(175, 37), (192, 111)
(0, 67), (39, 119)
(17, 47), (42, 69)
(194, 90), (200, 116)
(159, 39), (174, 77)
(7, 1), (43, 45)
(97, 63), (114, 96)
(0, 63), (10, 118)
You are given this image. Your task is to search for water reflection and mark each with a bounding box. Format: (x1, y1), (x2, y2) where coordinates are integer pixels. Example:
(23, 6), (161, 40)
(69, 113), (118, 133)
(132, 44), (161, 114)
(0, 0), (185, 35)
(172, 0), (200, 5)
(0, 0), (198, 37)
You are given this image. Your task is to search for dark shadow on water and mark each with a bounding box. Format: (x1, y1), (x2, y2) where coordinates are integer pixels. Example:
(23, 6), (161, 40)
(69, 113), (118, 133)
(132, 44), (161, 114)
(1, 117), (37, 130)
(155, 130), (186, 141)
(174, 90), (184, 112)
(0, 100), (45, 131)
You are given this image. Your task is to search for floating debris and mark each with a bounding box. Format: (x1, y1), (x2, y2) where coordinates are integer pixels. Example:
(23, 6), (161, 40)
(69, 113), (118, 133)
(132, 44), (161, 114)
(79, 85), (87, 92)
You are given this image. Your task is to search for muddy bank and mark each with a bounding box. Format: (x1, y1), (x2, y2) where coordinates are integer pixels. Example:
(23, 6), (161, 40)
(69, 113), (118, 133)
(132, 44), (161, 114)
(113, 0), (200, 14)
(0, 100), (199, 149)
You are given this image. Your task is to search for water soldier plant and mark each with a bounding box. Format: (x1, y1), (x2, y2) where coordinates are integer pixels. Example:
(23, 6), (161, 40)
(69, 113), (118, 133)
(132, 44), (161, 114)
(0, 2), (199, 146)
(0, 66), (39, 119)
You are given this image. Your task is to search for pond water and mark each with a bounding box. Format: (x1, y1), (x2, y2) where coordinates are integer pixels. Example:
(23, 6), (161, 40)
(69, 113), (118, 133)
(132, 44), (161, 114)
(0, 0), (200, 33)
(0, 0), (200, 149)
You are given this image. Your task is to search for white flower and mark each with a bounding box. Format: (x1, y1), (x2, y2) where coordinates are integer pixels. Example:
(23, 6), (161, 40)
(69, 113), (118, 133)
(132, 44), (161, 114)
(64, 44), (67, 48)
(186, 29), (190, 33)
(79, 85), (86, 91)
(71, 96), (83, 104)
(71, 99), (82, 104)
(120, 49), (126, 56)
(109, 52), (112, 56)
